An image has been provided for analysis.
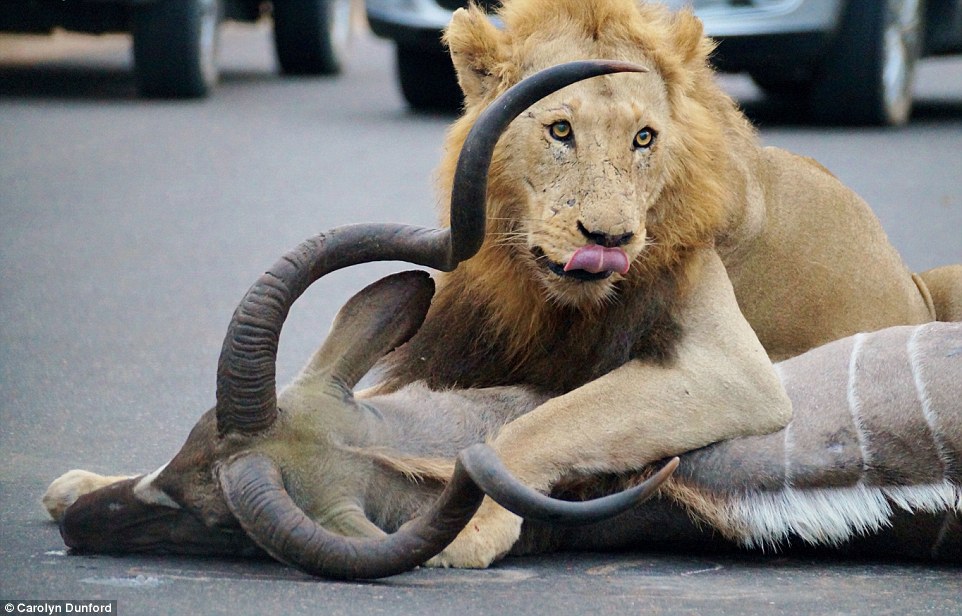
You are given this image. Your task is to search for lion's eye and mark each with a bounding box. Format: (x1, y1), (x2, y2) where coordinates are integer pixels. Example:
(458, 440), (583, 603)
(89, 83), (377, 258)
(634, 127), (656, 149)
(548, 120), (573, 142)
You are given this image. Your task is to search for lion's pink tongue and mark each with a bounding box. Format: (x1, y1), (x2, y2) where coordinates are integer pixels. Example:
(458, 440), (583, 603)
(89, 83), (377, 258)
(564, 245), (630, 275)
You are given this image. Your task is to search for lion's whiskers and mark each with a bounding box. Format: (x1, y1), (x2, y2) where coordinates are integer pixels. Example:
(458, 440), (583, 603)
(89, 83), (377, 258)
(489, 231), (529, 248)
(488, 216), (538, 223)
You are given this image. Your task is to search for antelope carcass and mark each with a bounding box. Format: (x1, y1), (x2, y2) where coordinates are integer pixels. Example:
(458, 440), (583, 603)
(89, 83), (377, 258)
(44, 249), (962, 575)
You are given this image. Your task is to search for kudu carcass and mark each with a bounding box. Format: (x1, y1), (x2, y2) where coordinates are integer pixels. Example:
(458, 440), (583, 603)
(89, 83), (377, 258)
(44, 61), (962, 575)
(44, 255), (962, 570)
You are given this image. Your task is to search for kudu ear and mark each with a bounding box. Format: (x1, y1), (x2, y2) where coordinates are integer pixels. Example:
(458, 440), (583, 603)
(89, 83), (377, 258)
(300, 270), (435, 389)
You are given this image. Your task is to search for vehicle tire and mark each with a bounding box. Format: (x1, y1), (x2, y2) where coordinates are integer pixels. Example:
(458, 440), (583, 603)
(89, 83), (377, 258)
(395, 44), (463, 112)
(809, 0), (925, 126)
(273, 0), (353, 75)
(749, 71), (811, 99)
(132, 0), (220, 98)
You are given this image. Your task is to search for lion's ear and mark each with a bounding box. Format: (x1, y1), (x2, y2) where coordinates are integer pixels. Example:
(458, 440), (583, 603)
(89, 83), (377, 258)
(444, 6), (508, 103)
(669, 8), (712, 67)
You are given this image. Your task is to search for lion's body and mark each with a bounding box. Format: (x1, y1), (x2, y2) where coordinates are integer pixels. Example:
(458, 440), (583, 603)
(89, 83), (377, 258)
(376, 0), (959, 568)
(719, 145), (935, 359)
(383, 0), (943, 391)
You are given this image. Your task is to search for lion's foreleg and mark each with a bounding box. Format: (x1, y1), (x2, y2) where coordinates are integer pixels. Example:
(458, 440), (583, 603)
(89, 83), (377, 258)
(431, 250), (792, 568)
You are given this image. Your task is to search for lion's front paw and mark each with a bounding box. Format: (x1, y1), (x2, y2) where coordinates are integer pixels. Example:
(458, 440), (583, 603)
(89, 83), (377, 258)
(42, 470), (133, 522)
(426, 500), (523, 569)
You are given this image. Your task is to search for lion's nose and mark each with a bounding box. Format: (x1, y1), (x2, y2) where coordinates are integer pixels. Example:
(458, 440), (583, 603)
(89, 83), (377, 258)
(577, 221), (634, 248)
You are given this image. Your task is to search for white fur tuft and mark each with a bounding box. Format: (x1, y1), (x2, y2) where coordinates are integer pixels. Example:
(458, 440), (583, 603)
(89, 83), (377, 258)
(133, 462), (180, 509)
(724, 481), (961, 550)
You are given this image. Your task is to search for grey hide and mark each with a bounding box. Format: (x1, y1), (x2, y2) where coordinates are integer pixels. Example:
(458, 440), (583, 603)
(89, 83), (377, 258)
(513, 321), (962, 561)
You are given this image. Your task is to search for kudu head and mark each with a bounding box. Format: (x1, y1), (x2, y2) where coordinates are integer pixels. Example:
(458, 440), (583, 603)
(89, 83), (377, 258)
(52, 271), (436, 560)
(52, 60), (676, 579)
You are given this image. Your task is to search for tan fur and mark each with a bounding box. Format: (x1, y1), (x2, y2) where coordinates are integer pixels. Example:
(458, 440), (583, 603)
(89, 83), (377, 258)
(347, 446), (456, 484)
(399, 0), (958, 567)
(918, 265), (962, 322)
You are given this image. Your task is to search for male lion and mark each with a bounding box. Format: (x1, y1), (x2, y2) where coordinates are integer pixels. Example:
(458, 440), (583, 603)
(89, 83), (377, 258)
(375, 0), (961, 567)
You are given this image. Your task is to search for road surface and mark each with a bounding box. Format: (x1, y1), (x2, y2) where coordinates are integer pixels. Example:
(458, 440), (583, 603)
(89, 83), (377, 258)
(1, 22), (961, 616)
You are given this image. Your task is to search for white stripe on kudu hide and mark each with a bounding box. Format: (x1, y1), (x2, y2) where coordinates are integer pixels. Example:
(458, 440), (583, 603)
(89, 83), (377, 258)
(847, 332), (872, 478)
(908, 324), (954, 478)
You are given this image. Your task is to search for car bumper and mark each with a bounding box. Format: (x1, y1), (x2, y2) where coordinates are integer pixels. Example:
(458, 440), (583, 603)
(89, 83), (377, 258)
(366, 0), (846, 68)
(667, 0), (845, 72)
(366, 0), (457, 45)
(662, 0), (844, 38)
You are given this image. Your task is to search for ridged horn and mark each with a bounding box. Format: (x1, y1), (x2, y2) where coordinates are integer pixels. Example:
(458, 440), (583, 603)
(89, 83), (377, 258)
(214, 59), (648, 437)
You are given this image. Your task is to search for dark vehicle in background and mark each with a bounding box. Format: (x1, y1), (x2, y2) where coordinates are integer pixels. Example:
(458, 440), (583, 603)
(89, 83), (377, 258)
(366, 0), (962, 125)
(0, 0), (356, 98)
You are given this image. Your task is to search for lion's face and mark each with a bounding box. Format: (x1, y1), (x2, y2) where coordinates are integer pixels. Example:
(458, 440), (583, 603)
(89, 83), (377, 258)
(441, 0), (727, 311)
(496, 72), (673, 306)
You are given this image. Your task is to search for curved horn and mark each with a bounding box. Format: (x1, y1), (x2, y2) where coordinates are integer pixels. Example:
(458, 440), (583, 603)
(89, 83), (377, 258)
(219, 450), (485, 580)
(215, 59), (649, 436)
(458, 445), (679, 526)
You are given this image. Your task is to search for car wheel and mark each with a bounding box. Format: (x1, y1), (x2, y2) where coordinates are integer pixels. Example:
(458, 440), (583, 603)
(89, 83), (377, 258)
(809, 0), (925, 126)
(395, 44), (462, 112)
(749, 71), (811, 99)
(273, 0), (353, 75)
(133, 0), (220, 98)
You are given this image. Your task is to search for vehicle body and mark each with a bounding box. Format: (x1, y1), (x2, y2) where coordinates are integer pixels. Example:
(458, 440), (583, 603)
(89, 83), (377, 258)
(366, 0), (962, 124)
(0, 0), (357, 98)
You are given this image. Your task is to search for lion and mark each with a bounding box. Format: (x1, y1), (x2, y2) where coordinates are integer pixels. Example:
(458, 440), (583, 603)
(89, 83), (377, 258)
(372, 0), (961, 567)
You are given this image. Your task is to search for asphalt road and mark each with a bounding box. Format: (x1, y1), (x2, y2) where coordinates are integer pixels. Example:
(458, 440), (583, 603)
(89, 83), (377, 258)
(2, 22), (961, 616)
